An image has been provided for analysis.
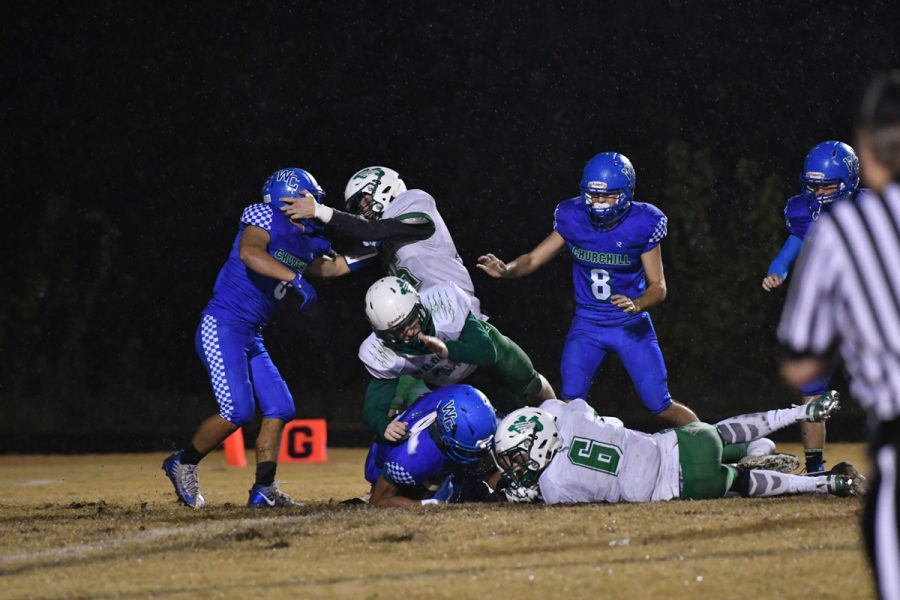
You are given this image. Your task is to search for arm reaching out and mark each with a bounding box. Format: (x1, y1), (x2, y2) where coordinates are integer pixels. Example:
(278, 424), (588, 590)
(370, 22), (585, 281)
(610, 244), (667, 314)
(763, 234), (803, 291)
(477, 231), (566, 279)
(280, 197), (435, 243)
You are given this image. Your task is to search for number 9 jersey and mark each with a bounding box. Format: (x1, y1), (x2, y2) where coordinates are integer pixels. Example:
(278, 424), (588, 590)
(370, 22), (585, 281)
(553, 197), (667, 325)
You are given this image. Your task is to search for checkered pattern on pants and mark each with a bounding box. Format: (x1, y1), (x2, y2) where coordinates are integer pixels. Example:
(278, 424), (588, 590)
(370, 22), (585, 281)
(384, 461), (417, 486)
(200, 314), (235, 420)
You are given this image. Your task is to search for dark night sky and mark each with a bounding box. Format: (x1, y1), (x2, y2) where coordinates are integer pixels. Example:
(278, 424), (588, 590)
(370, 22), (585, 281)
(2, 2), (899, 447)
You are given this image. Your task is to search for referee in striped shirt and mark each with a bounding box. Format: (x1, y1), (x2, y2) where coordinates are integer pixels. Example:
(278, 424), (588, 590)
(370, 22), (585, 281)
(779, 71), (900, 600)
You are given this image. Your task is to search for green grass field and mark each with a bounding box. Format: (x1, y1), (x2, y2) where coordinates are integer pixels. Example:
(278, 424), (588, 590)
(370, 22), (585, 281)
(0, 444), (873, 599)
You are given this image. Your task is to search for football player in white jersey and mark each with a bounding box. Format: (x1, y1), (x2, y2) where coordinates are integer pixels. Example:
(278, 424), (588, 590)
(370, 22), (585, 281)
(490, 395), (865, 505)
(280, 166), (510, 412)
(279, 166), (481, 312)
(359, 276), (554, 442)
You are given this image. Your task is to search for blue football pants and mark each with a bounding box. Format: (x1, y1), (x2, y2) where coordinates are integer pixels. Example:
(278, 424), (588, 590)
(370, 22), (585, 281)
(195, 314), (295, 425)
(560, 312), (673, 415)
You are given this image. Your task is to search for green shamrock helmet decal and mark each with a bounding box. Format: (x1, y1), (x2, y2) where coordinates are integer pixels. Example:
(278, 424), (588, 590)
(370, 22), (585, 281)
(507, 415), (543, 434)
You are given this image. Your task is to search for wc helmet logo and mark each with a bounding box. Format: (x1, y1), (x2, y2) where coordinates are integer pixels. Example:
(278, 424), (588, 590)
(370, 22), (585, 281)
(440, 400), (458, 433)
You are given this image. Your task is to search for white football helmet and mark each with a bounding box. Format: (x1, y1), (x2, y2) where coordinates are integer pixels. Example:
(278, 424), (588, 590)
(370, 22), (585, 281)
(364, 276), (432, 352)
(344, 166), (407, 219)
(492, 407), (561, 489)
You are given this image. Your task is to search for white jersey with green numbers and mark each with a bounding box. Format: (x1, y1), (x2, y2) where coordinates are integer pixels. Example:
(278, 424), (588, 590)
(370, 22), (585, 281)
(381, 189), (482, 317)
(537, 399), (681, 504)
(359, 282), (479, 386)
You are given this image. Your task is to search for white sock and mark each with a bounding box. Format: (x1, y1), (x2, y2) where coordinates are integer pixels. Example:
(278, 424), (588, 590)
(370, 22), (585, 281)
(716, 406), (805, 444)
(747, 471), (827, 496)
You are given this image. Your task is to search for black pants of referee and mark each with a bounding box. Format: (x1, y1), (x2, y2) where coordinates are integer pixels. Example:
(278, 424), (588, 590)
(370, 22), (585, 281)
(864, 418), (900, 599)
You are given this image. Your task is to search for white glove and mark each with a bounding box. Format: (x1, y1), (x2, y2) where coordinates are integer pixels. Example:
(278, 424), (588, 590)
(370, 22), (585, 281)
(503, 485), (541, 504)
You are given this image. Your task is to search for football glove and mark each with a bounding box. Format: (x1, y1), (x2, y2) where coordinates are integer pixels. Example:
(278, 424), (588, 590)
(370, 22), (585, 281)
(290, 273), (317, 311)
(503, 484), (541, 504)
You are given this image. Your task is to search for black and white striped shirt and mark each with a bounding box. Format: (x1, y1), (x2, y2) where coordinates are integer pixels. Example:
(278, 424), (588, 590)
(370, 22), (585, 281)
(778, 182), (900, 423)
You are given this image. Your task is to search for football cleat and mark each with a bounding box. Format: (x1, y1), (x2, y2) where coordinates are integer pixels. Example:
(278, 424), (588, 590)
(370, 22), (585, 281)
(736, 453), (801, 473)
(804, 390), (841, 422)
(339, 492), (371, 506)
(247, 482), (302, 508)
(826, 462), (867, 497)
(161, 451), (206, 509)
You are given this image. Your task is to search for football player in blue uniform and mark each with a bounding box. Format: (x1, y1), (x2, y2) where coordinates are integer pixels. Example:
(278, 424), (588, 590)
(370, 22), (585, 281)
(163, 168), (354, 509)
(478, 152), (699, 427)
(762, 140), (863, 473)
(364, 384), (498, 507)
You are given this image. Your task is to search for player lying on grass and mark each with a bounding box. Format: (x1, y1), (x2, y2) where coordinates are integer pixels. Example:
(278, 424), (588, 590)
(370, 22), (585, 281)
(362, 384), (497, 508)
(487, 395), (865, 505)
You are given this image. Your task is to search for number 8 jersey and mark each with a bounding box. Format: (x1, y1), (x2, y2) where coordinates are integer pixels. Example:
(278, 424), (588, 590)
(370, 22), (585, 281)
(553, 198), (667, 325)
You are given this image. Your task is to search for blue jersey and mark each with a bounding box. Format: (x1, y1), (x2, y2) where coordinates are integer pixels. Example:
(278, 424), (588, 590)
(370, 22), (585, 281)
(203, 203), (332, 327)
(364, 393), (450, 487)
(784, 189), (867, 240)
(553, 198), (667, 325)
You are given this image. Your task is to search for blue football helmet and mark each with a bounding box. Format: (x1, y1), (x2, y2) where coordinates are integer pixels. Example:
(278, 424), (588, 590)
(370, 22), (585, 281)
(434, 385), (498, 464)
(261, 168), (326, 231)
(580, 152), (636, 228)
(799, 141), (859, 218)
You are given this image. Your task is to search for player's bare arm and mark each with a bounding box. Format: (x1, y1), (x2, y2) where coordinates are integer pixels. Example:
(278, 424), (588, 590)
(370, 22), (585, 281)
(305, 255), (351, 279)
(477, 231), (566, 279)
(238, 225), (297, 281)
(612, 245), (667, 314)
(369, 475), (422, 508)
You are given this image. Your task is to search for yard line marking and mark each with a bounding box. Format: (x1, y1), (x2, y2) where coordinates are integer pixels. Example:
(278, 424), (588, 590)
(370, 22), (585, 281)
(0, 514), (305, 565)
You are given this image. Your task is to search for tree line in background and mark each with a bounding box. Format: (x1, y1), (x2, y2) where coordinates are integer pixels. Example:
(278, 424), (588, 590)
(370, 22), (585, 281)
(0, 141), (863, 451)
